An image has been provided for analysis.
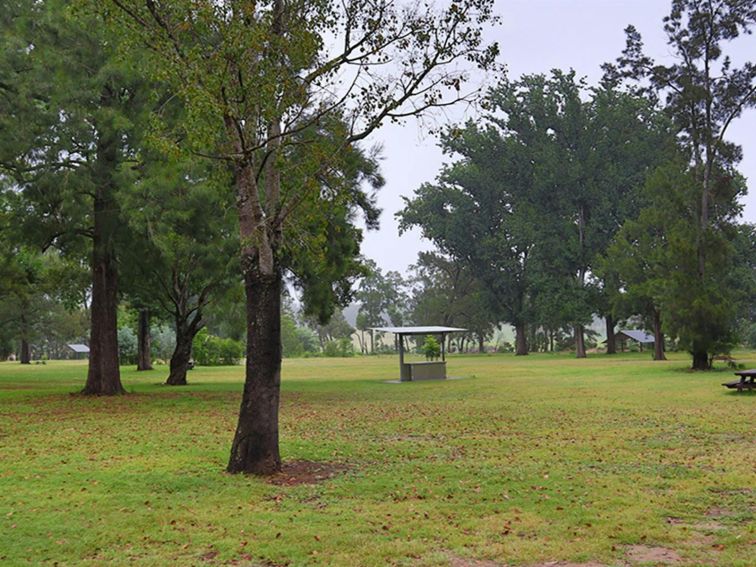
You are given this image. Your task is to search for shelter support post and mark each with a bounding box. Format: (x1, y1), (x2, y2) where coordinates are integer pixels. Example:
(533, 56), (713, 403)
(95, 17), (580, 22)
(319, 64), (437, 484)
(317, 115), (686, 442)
(399, 333), (411, 381)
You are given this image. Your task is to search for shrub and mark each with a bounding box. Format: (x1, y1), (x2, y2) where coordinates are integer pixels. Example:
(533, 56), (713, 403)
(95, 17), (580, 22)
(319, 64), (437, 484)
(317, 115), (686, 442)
(421, 335), (441, 360)
(192, 329), (244, 366)
(323, 338), (354, 357)
(151, 325), (176, 360)
(117, 327), (137, 364)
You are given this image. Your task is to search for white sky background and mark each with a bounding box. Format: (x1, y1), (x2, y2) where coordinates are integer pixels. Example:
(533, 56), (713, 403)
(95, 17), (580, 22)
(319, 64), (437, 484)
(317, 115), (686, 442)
(360, 0), (756, 275)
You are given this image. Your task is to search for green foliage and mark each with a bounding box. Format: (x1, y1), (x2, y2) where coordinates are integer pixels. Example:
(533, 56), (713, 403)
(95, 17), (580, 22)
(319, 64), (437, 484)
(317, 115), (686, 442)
(117, 327), (137, 365)
(408, 252), (496, 342)
(0, 237), (89, 360)
(607, 1), (756, 368)
(150, 326), (176, 362)
(322, 338), (354, 358)
(421, 335), (441, 361)
(280, 313), (317, 358)
(399, 73), (672, 352)
(117, 127), (240, 357)
(281, 313), (305, 358)
(303, 309), (355, 349)
(192, 329), (243, 366)
(355, 260), (408, 329)
(607, 159), (747, 364)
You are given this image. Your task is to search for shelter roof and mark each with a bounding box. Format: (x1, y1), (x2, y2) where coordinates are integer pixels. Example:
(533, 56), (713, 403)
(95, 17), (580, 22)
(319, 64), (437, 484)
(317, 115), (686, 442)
(369, 326), (467, 335)
(67, 344), (90, 353)
(618, 330), (655, 343)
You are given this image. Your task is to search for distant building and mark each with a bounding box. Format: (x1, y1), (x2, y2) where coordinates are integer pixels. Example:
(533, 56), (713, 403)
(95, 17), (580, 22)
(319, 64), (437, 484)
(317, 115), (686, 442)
(67, 344), (90, 359)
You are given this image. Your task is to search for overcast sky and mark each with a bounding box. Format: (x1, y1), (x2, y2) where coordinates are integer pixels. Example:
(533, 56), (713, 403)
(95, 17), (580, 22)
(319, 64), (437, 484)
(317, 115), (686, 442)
(360, 0), (756, 275)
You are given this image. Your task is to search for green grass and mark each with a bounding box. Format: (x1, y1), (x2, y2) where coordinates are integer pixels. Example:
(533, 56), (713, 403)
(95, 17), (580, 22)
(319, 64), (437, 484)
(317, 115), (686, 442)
(0, 352), (753, 566)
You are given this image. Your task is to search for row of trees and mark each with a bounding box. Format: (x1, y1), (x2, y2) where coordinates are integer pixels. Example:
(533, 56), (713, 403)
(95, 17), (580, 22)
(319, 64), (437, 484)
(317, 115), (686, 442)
(400, 2), (756, 369)
(1, 0), (499, 475)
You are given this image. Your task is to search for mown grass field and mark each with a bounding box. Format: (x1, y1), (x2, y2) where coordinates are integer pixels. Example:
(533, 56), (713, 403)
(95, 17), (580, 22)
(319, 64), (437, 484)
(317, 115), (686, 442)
(0, 352), (754, 566)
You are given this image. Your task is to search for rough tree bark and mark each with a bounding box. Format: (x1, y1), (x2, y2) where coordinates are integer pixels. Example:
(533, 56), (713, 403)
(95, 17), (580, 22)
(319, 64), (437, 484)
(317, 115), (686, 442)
(20, 338), (31, 364)
(166, 325), (192, 385)
(691, 349), (710, 370)
(227, 264), (282, 475)
(227, 136), (283, 474)
(514, 322), (528, 356)
(652, 309), (666, 361)
(166, 309), (203, 386)
(137, 308), (153, 371)
(575, 324), (587, 358)
(605, 315), (616, 355)
(82, 124), (124, 395)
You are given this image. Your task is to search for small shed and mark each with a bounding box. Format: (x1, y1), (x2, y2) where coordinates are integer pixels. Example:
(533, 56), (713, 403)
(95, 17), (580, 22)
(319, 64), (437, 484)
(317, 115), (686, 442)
(370, 326), (466, 381)
(67, 344), (90, 359)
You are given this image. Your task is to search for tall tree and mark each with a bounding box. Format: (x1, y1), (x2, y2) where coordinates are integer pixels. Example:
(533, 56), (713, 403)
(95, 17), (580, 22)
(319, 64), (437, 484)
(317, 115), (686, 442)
(408, 252), (497, 351)
(119, 155), (239, 386)
(401, 73), (670, 357)
(399, 114), (534, 355)
(100, 0), (498, 473)
(635, 161), (745, 365)
(355, 260), (409, 353)
(0, 0), (147, 393)
(607, 0), (756, 368)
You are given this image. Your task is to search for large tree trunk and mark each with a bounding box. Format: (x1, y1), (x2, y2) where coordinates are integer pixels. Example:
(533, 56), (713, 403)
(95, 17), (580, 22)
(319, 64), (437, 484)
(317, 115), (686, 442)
(166, 323), (193, 386)
(691, 349), (710, 370)
(84, 212), (123, 394)
(19, 310), (31, 364)
(137, 308), (153, 371)
(478, 334), (485, 353)
(82, 169), (125, 395)
(83, 138), (124, 395)
(514, 322), (528, 355)
(605, 315), (616, 355)
(575, 324), (587, 358)
(652, 309), (666, 361)
(224, 119), (284, 474)
(19, 338), (31, 364)
(227, 264), (282, 475)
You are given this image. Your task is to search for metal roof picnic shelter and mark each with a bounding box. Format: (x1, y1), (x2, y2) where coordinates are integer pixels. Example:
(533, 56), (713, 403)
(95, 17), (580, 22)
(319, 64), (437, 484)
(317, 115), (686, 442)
(618, 330), (655, 344)
(370, 326), (467, 381)
(603, 330), (656, 353)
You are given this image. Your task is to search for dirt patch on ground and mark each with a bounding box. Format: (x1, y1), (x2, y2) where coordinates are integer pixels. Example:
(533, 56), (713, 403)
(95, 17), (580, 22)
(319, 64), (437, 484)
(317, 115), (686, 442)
(529, 562), (608, 567)
(704, 506), (733, 517)
(624, 545), (682, 564)
(266, 460), (350, 486)
(450, 557), (607, 567)
(448, 557), (503, 567)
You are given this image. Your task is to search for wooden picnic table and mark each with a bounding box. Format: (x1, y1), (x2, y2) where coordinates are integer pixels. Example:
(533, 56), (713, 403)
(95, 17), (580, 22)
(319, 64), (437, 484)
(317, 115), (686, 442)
(722, 369), (756, 392)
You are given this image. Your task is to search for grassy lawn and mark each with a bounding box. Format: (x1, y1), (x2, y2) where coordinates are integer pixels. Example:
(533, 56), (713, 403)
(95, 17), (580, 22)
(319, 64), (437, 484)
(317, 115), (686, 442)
(0, 352), (753, 566)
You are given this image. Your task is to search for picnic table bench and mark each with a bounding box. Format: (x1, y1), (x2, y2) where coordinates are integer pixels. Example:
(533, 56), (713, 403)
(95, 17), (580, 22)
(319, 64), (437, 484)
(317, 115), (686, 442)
(722, 369), (756, 392)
